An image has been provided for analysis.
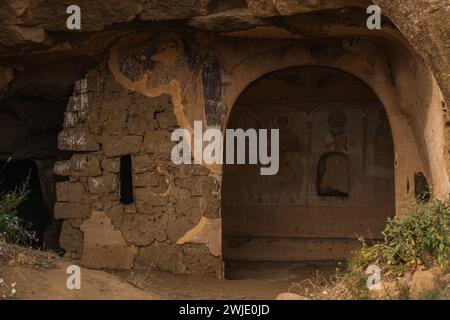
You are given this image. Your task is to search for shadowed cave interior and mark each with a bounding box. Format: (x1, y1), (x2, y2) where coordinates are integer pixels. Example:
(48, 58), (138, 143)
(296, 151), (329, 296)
(222, 66), (395, 280)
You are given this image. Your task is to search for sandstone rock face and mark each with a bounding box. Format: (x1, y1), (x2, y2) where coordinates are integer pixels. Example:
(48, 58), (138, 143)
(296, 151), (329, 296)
(186, 8), (267, 32)
(246, 0), (279, 17)
(373, 0), (450, 108)
(272, 0), (367, 15)
(53, 11), (449, 273)
(0, 0), (448, 275)
(0, 1), (447, 112)
(0, 58), (92, 162)
(372, 0), (450, 176)
(410, 270), (439, 299)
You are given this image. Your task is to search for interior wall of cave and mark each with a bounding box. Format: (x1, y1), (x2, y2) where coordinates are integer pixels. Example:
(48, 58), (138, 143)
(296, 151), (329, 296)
(0, 58), (95, 250)
(222, 66), (396, 262)
(48, 27), (449, 275)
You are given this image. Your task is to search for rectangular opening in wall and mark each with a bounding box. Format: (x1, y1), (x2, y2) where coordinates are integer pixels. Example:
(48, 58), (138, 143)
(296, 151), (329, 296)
(120, 154), (134, 204)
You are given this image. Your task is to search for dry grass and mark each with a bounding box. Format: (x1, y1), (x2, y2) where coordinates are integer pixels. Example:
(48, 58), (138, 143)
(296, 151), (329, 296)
(126, 267), (152, 290)
(286, 268), (366, 300)
(0, 236), (57, 272)
(0, 237), (58, 299)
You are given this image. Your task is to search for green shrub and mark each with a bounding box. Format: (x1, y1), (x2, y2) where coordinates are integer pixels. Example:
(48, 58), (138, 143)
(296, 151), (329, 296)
(332, 197), (449, 299)
(0, 175), (36, 245)
(347, 197), (449, 276)
(381, 197), (449, 269)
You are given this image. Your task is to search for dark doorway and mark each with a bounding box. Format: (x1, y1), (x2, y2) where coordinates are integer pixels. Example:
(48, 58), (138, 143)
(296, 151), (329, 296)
(222, 66), (395, 280)
(0, 159), (51, 247)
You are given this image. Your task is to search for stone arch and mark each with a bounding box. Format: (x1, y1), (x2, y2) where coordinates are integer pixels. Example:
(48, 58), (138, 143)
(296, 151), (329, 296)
(222, 55), (434, 215)
(221, 66), (396, 278)
(107, 30), (449, 205)
(102, 27), (449, 276)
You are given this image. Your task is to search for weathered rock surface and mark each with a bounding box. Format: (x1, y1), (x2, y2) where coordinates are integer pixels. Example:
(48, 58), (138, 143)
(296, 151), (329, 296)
(373, 0), (450, 109)
(410, 270), (439, 299)
(55, 154), (102, 177)
(59, 221), (83, 259)
(1, 0), (448, 276)
(80, 211), (138, 269)
(102, 136), (143, 157)
(176, 217), (221, 256)
(0, 0), (447, 112)
(54, 202), (90, 220)
(56, 182), (87, 203)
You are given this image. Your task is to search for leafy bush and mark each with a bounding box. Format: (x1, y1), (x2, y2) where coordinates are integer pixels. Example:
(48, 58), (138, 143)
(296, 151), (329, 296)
(323, 197), (449, 299)
(381, 197), (449, 268)
(348, 197), (450, 276)
(285, 197), (449, 300)
(0, 175), (36, 246)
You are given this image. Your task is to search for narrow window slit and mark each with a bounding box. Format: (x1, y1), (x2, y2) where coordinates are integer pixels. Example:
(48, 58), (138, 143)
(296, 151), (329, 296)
(120, 154), (134, 204)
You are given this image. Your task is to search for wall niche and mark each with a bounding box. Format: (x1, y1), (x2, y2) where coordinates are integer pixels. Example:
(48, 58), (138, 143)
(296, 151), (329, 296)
(317, 152), (350, 197)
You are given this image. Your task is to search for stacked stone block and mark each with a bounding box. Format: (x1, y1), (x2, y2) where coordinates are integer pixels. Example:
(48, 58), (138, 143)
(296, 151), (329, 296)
(54, 66), (221, 274)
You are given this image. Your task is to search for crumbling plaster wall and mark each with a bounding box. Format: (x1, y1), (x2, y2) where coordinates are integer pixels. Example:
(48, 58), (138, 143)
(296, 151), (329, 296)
(54, 27), (448, 274)
(221, 38), (449, 210)
(222, 67), (396, 261)
(109, 31), (448, 208)
(0, 0), (446, 275)
(55, 64), (221, 274)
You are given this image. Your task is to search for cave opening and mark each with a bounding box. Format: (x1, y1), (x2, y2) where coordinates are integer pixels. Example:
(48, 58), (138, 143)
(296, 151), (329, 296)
(222, 66), (396, 280)
(0, 159), (51, 248)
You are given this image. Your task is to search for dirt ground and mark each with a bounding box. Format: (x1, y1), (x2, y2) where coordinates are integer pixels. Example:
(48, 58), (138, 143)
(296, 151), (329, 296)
(1, 260), (158, 299)
(0, 246), (338, 300)
(111, 261), (338, 300)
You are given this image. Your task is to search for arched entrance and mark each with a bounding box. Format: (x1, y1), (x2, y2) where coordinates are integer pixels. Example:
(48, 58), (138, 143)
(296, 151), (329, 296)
(221, 66), (395, 279)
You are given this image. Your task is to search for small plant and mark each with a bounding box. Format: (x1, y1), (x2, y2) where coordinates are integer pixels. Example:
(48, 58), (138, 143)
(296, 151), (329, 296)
(325, 196), (450, 299)
(278, 196), (449, 300)
(347, 197), (449, 276)
(0, 175), (36, 246)
(381, 196), (449, 269)
(127, 267), (151, 290)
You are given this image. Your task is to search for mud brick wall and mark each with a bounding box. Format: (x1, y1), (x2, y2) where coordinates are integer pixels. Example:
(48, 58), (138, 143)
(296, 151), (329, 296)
(51, 27), (450, 275)
(54, 65), (221, 275)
